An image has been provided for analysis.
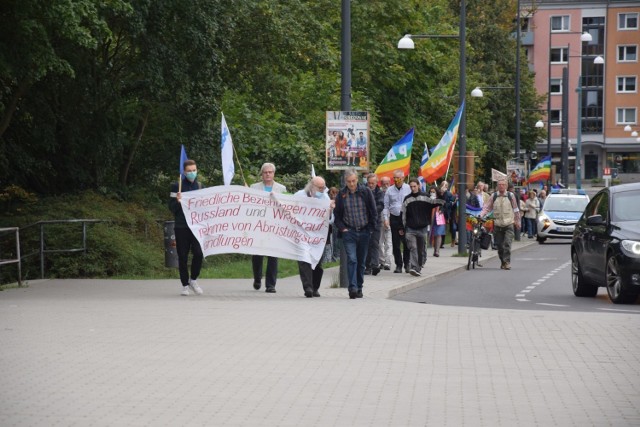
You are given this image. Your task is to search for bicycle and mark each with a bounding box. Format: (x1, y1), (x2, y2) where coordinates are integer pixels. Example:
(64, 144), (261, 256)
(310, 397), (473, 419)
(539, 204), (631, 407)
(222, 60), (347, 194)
(467, 217), (490, 270)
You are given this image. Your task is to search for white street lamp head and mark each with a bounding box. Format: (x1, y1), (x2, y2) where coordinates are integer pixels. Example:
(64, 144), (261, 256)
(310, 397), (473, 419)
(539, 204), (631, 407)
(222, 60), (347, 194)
(593, 56), (604, 64)
(397, 35), (415, 49)
(535, 120), (545, 128)
(624, 125), (632, 132)
(632, 131), (638, 137)
(471, 87), (483, 97)
(580, 32), (593, 42)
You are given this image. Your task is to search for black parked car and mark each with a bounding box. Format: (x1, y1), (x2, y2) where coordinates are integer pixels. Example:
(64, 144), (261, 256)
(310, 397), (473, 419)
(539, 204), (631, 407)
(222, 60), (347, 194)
(571, 182), (640, 304)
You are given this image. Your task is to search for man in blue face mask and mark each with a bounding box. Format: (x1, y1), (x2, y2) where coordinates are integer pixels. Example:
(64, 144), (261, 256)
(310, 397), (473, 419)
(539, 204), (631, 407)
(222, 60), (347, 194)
(169, 159), (204, 296)
(294, 176), (334, 297)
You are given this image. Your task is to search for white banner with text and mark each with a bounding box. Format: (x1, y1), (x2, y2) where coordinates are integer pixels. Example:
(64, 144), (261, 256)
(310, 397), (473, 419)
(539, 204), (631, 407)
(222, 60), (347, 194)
(180, 185), (330, 268)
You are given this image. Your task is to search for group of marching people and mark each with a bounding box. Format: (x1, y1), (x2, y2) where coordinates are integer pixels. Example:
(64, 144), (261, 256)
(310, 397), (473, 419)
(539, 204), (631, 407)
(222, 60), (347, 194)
(170, 158), (507, 299)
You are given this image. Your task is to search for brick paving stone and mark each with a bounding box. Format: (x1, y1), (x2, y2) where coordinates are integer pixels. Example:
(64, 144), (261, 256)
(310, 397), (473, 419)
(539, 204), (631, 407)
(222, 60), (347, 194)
(1, 240), (639, 426)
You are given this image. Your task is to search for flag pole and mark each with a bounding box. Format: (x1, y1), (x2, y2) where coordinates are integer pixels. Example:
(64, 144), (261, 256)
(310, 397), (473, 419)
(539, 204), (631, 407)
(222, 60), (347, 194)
(178, 175), (182, 193)
(232, 144), (247, 186)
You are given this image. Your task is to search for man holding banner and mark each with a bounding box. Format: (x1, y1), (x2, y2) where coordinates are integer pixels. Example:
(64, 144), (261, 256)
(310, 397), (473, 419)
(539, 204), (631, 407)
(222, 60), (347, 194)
(294, 176), (334, 298)
(169, 158), (204, 296)
(250, 162), (287, 293)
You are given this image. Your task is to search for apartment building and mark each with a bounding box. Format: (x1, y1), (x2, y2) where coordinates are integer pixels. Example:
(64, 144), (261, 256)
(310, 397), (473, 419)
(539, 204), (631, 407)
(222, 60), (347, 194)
(522, 0), (640, 183)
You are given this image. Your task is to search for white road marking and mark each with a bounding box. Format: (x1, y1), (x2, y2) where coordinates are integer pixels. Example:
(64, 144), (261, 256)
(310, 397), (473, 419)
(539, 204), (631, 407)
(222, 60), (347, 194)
(536, 303), (568, 307)
(515, 261), (571, 303)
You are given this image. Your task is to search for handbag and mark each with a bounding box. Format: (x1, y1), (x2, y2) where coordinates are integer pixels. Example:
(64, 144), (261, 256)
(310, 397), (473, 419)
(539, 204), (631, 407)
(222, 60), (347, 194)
(435, 210), (446, 226)
(479, 230), (492, 250)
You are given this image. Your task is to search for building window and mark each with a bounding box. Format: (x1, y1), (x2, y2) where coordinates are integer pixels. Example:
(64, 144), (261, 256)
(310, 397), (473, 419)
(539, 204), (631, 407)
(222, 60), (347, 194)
(618, 45), (638, 62)
(618, 13), (639, 30)
(617, 76), (637, 93)
(607, 153), (640, 173)
(550, 47), (568, 63)
(550, 110), (562, 125)
(616, 107), (637, 124)
(550, 79), (562, 94)
(551, 16), (570, 32)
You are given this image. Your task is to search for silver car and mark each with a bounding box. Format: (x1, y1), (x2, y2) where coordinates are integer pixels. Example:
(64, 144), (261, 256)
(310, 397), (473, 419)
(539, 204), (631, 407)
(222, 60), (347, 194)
(536, 192), (590, 243)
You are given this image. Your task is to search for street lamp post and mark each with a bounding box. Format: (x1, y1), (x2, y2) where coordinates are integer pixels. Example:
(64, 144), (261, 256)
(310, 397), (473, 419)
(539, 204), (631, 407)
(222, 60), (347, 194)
(575, 76), (583, 189)
(546, 26), (593, 160)
(397, 0), (467, 255)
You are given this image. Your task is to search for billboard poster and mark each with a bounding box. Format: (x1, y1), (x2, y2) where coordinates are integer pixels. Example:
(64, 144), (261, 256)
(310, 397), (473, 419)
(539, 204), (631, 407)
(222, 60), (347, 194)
(325, 111), (370, 171)
(506, 159), (526, 187)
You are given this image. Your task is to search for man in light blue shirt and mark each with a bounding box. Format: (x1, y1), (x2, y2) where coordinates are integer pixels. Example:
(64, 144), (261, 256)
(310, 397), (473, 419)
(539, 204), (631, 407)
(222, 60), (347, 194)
(382, 169), (412, 273)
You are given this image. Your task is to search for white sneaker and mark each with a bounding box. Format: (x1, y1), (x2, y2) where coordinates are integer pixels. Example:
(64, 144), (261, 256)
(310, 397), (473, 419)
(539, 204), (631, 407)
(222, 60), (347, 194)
(181, 286), (190, 296)
(189, 279), (203, 295)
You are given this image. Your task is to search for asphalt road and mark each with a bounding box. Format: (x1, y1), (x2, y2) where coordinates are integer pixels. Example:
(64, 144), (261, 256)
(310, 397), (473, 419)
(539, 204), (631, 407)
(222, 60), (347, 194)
(393, 239), (640, 313)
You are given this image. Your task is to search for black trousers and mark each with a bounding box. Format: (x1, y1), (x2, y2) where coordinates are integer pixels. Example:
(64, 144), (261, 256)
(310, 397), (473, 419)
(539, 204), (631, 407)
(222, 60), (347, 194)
(297, 261), (324, 292)
(366, 226), (381, 268)
(252, 255), (278, 288)
(389, 214), (409, 269)
(175, 227), (203, 287)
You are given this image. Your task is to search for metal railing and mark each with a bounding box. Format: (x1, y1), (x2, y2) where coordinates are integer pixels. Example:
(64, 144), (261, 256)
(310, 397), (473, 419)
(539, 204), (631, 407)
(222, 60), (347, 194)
(0, 227), (21, 285)
(18, 219), (106, 280)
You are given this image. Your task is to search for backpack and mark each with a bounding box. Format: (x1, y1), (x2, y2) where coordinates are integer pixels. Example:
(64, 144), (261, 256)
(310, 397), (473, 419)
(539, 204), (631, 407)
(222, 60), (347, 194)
(492, 191), (515, 205)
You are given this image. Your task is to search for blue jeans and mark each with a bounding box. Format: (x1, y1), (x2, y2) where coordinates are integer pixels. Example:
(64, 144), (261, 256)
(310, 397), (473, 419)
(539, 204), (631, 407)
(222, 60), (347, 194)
(342, 230), (371, 291)
(526, 218), (537, 237)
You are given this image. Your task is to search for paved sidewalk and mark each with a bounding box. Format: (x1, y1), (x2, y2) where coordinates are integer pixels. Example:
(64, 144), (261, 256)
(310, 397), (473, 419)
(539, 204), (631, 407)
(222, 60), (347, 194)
(1, 240), (639, 426)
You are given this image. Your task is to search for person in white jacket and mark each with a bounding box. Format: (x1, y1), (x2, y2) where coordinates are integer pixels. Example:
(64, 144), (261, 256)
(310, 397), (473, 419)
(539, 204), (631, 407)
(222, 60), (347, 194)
(523, 190), (540, 238)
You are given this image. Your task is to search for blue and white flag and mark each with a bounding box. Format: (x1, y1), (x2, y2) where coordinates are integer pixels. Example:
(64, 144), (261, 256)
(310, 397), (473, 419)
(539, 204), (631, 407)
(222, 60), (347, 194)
(417, 143), (429, 191)
(221, 112), (235, 186)
(179, 145), (188, 178)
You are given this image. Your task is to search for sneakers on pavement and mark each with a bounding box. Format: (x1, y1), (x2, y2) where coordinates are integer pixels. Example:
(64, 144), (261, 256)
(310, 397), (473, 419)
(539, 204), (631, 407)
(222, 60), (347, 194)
(253, 280), (261, 290)
(383, 264), (391, 271)
(180, 286), (190, 296)
(189, 279), (203, 295)
(503, 262), (511, 270)
(409, 268), (421, 277)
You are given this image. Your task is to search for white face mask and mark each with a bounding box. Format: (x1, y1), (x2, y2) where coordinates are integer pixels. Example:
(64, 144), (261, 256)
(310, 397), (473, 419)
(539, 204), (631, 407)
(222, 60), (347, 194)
(429, 192), (436, 199)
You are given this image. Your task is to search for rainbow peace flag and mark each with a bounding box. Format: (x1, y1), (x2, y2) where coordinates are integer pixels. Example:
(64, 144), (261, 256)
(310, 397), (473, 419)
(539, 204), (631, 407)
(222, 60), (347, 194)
(374, 128), (414, 181)
(420, 102), (465, 183)
(527, 155), (551, 184)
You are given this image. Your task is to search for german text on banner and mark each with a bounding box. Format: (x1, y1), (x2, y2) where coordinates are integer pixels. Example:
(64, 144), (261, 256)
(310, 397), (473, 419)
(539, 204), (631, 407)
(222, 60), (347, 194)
(180, 185), (330, 268)
(420, 102), (465, 183)
(374, 128), (414, 181)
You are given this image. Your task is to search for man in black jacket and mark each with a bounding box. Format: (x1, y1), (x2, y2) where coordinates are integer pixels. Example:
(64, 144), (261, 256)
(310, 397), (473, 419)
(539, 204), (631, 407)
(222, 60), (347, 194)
(402, 178), (444, 276)
(334, 169), (378, 299)
(169, 159), (204, 296)
(364, 173), (384, 276)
